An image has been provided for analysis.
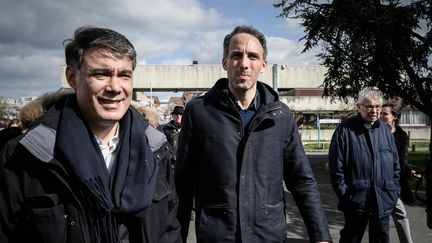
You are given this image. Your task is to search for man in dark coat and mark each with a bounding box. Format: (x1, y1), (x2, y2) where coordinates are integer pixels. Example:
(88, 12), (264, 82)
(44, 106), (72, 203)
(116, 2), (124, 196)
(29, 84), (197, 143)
(162, 106), (183, 163)
(328, 87), (400, 243)
(0, 27), (158, 243)
(175, 25), (331, 243)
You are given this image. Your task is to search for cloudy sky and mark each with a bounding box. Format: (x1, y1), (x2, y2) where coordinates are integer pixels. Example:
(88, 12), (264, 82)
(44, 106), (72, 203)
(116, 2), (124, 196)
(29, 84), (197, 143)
(0, 0), (320, 99)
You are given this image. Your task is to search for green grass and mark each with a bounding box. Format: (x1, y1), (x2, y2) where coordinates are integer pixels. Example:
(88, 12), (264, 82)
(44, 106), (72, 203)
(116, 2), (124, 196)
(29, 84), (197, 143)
(408, 151), (430, 172)
(303, 142), (330, 150)
(407, 151), (430, 192)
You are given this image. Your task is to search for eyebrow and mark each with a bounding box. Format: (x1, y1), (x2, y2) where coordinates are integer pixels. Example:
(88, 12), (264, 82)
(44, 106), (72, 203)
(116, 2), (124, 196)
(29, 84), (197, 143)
(230, 49), (261, 57)
(87, 68), (133, 76)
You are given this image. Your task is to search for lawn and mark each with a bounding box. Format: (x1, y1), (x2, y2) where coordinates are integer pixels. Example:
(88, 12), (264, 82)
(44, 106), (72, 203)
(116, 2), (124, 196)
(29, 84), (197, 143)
(408, 151), (430, 172)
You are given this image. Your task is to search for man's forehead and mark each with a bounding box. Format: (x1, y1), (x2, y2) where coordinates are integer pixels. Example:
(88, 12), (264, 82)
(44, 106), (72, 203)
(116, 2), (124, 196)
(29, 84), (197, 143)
(363, 97), (381, 104)
(81, 48), (133, 70)
(229, 33), (263, 50)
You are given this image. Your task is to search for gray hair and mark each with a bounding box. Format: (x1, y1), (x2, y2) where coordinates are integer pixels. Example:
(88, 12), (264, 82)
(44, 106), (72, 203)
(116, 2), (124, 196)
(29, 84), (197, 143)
(63, 26), (136, 74)
(356, 87), (383, 105)
(223, 25), (267, 60)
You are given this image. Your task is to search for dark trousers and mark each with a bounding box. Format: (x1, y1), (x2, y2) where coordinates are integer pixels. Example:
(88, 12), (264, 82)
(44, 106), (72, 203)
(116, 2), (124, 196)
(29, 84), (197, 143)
(340, 212), (390, 243)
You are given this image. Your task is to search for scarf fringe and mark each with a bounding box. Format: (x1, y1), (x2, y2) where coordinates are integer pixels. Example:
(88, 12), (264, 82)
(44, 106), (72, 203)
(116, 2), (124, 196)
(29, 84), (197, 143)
(84, 177), (113, 211)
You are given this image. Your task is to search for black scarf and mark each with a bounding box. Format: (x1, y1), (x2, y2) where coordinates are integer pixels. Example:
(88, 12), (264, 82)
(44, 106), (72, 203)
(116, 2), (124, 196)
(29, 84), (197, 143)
(56, 95), (157, 242)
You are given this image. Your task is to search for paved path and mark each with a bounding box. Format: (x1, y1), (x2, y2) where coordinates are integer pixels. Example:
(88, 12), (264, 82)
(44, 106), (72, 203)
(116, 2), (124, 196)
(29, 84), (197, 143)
(185, 153), (432, 242)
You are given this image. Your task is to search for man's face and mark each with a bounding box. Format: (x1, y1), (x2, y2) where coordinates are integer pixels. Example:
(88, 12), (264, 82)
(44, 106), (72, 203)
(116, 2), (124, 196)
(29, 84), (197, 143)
(358, 97), (382, 123)
(66, 47), (133, 128)
(172, 113), (182, 126)
(222, 33), (267, 93)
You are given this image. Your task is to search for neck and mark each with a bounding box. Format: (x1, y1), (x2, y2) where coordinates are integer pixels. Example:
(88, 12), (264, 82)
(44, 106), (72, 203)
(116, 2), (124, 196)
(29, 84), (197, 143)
(91, 122), (119, 146)
(229, 86), (256, 110)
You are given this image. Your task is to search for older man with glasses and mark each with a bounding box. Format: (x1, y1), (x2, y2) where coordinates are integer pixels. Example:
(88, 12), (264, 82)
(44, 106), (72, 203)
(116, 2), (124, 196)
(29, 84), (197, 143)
(328, 87), (400, 243)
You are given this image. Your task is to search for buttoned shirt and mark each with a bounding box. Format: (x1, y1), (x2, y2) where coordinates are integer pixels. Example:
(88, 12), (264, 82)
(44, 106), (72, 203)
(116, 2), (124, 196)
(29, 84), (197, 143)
(95, 124), (120, 172)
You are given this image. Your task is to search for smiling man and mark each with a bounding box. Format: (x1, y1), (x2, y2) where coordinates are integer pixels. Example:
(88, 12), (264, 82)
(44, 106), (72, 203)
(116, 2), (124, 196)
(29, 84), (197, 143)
(175, 25), (331, 243)
(0, 27), (158, 243)
(328, 87), (400, 243)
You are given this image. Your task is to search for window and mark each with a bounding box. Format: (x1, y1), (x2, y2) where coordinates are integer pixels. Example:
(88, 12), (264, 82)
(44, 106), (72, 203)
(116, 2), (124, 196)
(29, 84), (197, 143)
(400, 109), (430, 126)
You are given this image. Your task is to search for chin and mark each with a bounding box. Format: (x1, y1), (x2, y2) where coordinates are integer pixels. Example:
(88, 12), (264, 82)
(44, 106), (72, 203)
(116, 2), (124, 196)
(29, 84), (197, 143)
(100, 110), (128, 122)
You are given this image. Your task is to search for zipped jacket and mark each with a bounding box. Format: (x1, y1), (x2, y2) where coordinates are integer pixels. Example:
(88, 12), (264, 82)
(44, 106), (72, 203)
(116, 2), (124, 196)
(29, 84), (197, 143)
(328, 115), (400, 218)
(175, 78), (331, 242)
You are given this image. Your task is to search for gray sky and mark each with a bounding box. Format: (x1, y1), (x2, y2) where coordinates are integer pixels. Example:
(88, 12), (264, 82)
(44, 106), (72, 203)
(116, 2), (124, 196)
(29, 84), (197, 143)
(0, 0), (320, 98)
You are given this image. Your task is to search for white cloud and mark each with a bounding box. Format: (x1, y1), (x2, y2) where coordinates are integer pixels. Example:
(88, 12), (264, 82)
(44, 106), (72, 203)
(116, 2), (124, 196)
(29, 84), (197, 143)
(0, 0), (316, 98)
(267, 37), (320, 65)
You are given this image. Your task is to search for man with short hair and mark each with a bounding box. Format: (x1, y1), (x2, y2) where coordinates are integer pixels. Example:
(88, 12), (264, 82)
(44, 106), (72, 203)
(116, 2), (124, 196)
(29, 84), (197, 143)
(0, 27), (158, 243)
(175, 25), (331, 243)
(328, 87), (400, 243)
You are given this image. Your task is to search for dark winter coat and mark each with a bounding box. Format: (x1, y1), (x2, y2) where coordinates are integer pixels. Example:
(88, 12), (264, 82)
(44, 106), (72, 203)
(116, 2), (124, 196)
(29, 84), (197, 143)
(328, 115), (400, 218)
(175, 78), (331, 243)
(162, 121), (181, 163)
(143, 125), (182, 243)
(393, 126), (415, 203)
(0, 103), (176, 243)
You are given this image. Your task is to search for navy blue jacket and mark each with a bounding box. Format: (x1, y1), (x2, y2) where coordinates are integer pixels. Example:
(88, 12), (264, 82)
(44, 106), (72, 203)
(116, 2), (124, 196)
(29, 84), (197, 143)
(328, 115), (400, 218)
(175, 78), (331, 242)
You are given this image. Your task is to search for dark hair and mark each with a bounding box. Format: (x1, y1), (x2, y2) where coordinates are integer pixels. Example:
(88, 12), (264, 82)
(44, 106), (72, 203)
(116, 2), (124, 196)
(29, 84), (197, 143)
(223, 25), (267, 59)
(63, 26), (136, 74)
(382, 102), (401, 126)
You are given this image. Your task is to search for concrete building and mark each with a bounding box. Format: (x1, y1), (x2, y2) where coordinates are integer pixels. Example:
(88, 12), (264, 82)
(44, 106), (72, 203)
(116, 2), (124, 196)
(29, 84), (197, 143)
(60, 64), (430, 140)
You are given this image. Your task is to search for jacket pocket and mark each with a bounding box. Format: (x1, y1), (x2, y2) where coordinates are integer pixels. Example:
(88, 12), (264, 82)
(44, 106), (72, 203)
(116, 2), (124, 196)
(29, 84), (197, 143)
(197, 204), (236, 242)
(381, 180), (399, 214)
(255, 201), (287, 241)
(379, 145), (394, 164)
(18, 194), (67, 243)
(344, 179), (370, 212)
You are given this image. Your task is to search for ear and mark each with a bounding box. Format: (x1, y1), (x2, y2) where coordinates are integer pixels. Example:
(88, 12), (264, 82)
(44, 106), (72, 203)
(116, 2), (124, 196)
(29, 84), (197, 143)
(260, 60), (268, 73)
(222, 57), (227, 71)
(65, 66), (77, 90)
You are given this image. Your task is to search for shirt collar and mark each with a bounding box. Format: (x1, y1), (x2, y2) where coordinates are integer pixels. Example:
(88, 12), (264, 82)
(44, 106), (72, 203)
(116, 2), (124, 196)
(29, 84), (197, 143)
(228, 90), (260, 112)
(94, 123), (120, 148)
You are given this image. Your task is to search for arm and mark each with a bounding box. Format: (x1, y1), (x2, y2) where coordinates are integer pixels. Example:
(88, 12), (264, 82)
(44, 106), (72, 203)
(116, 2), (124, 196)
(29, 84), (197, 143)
(283, 116), (332, 242)
(397, 128), (414, 178)
(389, 131), (401, 187)
(174, 106), (196, 242)
(328, 127), (348, 199)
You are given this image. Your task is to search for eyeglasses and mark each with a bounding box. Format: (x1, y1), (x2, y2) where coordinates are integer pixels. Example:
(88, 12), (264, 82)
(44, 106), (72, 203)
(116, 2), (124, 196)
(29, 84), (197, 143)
(362, 104), (381, 110)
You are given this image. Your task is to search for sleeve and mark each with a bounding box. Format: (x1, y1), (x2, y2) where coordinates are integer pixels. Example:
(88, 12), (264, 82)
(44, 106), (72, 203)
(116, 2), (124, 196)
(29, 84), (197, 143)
(398, 129), (412, 178)
(389, 130), (401, 186)
(174, 105), (196, 242)
(328, 126), (348, 199)
(282, 114), (332, 242)
(0, 140), (25, 243)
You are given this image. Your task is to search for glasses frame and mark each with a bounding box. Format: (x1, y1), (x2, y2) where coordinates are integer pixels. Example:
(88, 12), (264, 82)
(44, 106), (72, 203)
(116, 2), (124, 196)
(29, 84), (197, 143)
(362, 104), (382, 110)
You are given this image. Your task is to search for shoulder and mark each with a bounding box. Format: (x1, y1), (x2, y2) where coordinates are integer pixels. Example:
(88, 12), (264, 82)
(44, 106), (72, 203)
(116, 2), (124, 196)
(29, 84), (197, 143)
(337, 116), (357, 129)
(396, 126), (408, 137)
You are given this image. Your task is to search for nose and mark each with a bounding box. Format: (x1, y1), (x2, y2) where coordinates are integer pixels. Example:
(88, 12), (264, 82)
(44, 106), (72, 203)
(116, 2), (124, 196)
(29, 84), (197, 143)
(240, 56), (249, 70)
(106, 76), (121, 94)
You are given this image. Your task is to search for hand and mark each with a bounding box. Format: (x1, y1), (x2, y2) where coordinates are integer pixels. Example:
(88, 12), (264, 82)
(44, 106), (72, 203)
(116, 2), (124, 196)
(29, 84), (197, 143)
(411, 170), (422, 179)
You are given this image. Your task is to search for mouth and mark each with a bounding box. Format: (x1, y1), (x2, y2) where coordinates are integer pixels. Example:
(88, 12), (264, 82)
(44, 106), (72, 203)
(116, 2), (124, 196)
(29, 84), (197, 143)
(98, 97), (124, 106)
(238, 71), (250, 79)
